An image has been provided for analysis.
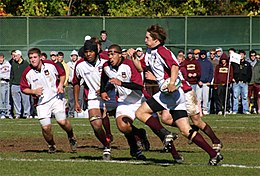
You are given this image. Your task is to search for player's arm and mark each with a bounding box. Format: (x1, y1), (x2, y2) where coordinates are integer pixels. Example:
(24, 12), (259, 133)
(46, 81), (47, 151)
(100, 68), (111, 101)
(22, 87), (43, 96)
(57, 75), (65, 94)
(168, 65), (179, 92)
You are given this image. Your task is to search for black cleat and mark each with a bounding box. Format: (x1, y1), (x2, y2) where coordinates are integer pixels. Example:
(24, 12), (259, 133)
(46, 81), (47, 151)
(208, 153), (224, 166)
(139, 128), (150, 151)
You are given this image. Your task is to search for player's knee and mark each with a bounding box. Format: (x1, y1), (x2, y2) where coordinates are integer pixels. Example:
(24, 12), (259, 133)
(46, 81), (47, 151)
(187, 128), (197, 140)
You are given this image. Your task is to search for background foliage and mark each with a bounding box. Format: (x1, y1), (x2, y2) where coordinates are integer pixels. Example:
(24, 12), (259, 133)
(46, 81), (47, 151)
(0, 0), (259, 16)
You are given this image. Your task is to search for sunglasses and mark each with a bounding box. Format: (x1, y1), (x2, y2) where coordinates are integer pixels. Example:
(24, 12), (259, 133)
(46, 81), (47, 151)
(50, 54), (57, 57)
(210, 53), (215, 55)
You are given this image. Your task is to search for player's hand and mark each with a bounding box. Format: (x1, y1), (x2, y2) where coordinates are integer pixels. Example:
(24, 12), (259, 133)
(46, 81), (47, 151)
(101, 92), (110, 101)
(193, 73), (197, 77)
(109, 78), (122, 86)
(167, 82), (177, 92)
(127, 48), (136, 58)
(74, 102), (82, 113)
(34, 87), (44, 96)
(145, 71), (156, 81)
(57, 85), (64, 94)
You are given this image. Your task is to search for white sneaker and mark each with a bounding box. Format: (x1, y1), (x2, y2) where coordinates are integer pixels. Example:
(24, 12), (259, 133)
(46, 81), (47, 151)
(1, 115), (6, 119)
(217, 111), (222, 115)
(203, 111), (209, 115)
(243, 111), (251, 115)
(232, 112), (237, 115)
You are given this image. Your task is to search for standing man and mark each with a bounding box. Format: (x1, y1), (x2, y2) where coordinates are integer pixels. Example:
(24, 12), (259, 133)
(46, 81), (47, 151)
(197, 50), (213, 115)
(0, 53), (12, 119)
(231, 50), (252, 114)
(20, 48), (77, 153)
(73, 40), (111, 160)
(67, 50), (83, 118)
(10, 50), (31, 119)
(135, 24), (223, 166)
(100, 30), (112, 51)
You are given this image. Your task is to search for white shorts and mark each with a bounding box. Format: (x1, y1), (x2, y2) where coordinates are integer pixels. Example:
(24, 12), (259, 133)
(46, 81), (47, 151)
(185, 90), (200, 116)
(88, 98), (105, 110)
(152, 88), (186, 111)
(36, 97), (66, 126)
(116, 102), (141, 121)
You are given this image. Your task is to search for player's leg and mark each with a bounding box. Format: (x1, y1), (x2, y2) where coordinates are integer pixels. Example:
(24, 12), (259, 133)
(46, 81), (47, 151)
(53, 97), (77, 152)
(172, 110), (223, 165)
(37, 103), (56, 153)
(135, 99), (178, 153)
(102, 110), (113, 143)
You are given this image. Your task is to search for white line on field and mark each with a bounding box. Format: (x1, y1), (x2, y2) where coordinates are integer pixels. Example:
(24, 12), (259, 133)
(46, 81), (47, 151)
(0, 157), (259, 169)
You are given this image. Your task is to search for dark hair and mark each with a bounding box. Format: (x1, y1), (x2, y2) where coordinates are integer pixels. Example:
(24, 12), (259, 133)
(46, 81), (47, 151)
(178, 50), (184, 54)
(28, 48), (41, 57)
(147, 24), (167, 45)
(91, 36), (101, 46)
(11, 50), (16, 54)
(0, 53), (4, 57)
(100, 30), (107, 35)
(238, 49), (246, 55)
(41, 52), (47, 58)
(108, 44), (122, 53)
(249, 50), (257, 56)
(84, 40), (98, 55)
(228, 48), (236, 52)
(57, 51), (64, 56)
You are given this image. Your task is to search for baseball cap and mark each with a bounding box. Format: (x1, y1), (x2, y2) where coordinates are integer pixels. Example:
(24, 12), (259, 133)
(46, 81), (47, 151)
(187, 49), (193, 54)
(50, 51), (58, 56)
(15, 50), (22, 56)
(70, 50), (79, 56)
(136, 47), (143, 52)
(84, 35), (91, 41)
(122, 49), (127, 52)
(216, 47), (223, 52)
(194, 49), (200, 55)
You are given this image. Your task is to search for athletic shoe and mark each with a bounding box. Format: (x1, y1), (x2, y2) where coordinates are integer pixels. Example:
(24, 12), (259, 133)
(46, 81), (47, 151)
(174, 155), (184, 164)
(232, 112), (237, 115)
(203, 111), (209, 115)
(103, 147), (111, 160)
(139, 128), (150, 151)
(163, 133), (178, 151)
(208, 153), (223, 166)
(48, 145), (57, 154)
(69, 137), (77, 153)
(243, 111), (251, 115)
(212, 143), (223, 152)
(1, 115), (6, 119)
(135, 150), (146, 161)
(217, 111), (222, 115)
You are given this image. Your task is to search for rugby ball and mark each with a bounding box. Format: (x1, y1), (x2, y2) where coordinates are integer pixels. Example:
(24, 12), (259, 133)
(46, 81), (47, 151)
(160, 77), (182, 93)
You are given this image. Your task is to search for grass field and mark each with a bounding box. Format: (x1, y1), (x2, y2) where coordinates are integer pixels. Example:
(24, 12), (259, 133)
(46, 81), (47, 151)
(0, 114), (259, 176)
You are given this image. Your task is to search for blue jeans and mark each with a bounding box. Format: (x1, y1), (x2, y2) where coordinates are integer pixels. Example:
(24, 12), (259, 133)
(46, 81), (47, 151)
(11, 85), (31, 117)
(0, 82), (10, 116)
(232, 82), (249, 113)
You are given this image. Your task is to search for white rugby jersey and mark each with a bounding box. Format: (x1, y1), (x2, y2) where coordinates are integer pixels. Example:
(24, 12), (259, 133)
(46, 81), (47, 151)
(0, 60), (11, 81)
(20, 60), (65, 105)
(103, 58), (144, 104)
(73, 58), (107, 100)
(143, 46), (192, 92)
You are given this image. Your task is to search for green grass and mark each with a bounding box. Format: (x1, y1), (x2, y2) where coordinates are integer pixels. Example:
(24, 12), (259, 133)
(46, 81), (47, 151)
(0, 115), (259, 176)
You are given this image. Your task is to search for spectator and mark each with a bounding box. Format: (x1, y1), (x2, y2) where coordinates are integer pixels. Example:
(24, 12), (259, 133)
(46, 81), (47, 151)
(247, 50), (258, 113)
(10, 50), (31, 119)
(251, 55), (260, 114)
(40, 52), (47, 60)
(57, 51), (69, 86)
(208, 48), (219, 114)
(8, 50), (16, 118)
(0, 53), (12, 119)
(194, 49), (200, 60)
(121, 48), (128, 60)
(183, 48), (201, 92)
(231, 50), (252, 114)
(214, 53), (233, 115)
(67, 50), (83, 118)
(197, 50), (213, 115)
(100, 30), (112, 51)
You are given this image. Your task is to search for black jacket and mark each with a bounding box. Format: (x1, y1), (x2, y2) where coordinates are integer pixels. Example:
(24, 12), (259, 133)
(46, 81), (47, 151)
(231, 60), (252, 83)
